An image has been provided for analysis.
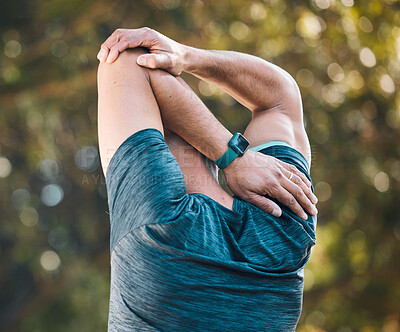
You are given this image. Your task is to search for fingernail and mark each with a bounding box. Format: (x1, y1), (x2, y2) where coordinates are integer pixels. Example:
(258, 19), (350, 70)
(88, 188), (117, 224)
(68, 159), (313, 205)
(312, 194), (318, 203)
(137, 56), (146, 66)
(98, 50), (106, 62)
(302, 213), (308, 220)
(272, 208), (280, 217)
(312, 206), (318, 215)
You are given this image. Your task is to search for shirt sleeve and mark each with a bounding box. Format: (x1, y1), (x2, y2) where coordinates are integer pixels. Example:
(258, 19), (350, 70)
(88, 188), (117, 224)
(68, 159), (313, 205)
(105, 128), (188, 252)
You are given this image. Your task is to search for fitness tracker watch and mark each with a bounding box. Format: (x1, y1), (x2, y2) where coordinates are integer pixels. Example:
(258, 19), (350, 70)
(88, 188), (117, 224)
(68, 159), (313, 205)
(214, 132), (250, 169)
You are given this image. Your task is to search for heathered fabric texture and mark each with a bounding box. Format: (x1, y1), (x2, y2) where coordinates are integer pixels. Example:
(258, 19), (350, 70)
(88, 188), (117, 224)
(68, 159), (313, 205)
(105, 128), (317, 331)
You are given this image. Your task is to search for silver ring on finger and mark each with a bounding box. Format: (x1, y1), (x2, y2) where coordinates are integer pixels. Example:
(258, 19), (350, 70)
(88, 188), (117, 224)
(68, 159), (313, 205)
(289, 172), (294, 181)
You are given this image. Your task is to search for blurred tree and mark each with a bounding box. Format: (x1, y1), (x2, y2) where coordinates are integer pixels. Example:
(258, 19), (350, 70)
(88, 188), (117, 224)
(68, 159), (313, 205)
(0, 0), (399, 331)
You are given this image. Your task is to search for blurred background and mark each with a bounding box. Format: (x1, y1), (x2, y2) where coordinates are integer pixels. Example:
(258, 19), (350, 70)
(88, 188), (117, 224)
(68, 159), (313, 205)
(0, 0), (399, 331)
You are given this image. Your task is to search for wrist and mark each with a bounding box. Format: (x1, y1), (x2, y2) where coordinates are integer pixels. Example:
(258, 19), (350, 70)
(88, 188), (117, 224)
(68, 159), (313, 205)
(223, 152), (247, 173)
(182, 45), (201, 74)
(214, 132), (250, 170)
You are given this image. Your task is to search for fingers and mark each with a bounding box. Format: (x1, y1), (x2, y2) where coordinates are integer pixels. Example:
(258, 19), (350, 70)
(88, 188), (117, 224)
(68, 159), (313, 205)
(136, 53), (172, 70)
(280, 172), (318, 217)
(97, 44), (111, 63)
(106, 42), (129, 63)
(278, 161), (318, 211)
(270, 184), (309, 220)
(280, 161), (312, 188)
(97, 27), (156, 64)
(281, 167), (318, 205)
(247, 194), (282, 217)
(97, 29), (122, 62)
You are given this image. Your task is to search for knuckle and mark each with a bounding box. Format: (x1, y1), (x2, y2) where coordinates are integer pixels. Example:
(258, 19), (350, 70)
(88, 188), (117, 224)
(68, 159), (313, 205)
(292, 175), (301, 183)
(118, 41), (128, 50)
(141, 27), (153, 36)
(168, 56), (175, 67)
(268, 181), (279, 193)
(295, 187), (303, 197)
(288, 196), (297, 206)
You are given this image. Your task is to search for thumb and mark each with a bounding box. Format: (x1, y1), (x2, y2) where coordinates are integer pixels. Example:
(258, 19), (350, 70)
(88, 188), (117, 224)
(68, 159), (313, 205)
(136, 53), (171, 69)
(248, 194), (282, 217)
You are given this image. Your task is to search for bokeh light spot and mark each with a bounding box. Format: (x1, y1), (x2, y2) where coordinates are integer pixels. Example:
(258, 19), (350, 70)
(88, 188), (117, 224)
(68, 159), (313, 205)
(260, 39), (285, 58)
(321, 84), (345, 106)
(229, 21), (250, 41)
(249, 2), (267, 21)
(4, 40), (22, 58)
(315, 181), (332, 202)
(296, 68), (315, 88)
(348, 70), (364, 90)
(40, 250), (61, 272)
(379, 74), (395, 94)
(11, 188), (31, 211)
(48, 227), (69, 249)
(0, 156), (12, 178)
(20, 207), (39, 227)
(296, 12), (322, 39)
(314, 0), (330, 10)
(51, 40), (69, 58)
(45, 19), (66, 40)
(37, 159), (60, 181)
(2, 65), (20, 83)
(374, 171), (389, 192)
(341, 0), (354, 7)
(75, 146), (100, 172)
(220, 93), (236, 106)
(359, 16), (373, 33)
(327, 63), (345, 82)
(198, 80), (217, 97)
(205, 20), (226, 39)
(40, 184), (64, 207)
(385, 109), (400, 129)
(359, 47), (376, 67)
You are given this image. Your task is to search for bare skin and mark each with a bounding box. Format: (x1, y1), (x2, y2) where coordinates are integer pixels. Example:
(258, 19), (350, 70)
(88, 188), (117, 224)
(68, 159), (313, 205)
(97, 28), (318, 220)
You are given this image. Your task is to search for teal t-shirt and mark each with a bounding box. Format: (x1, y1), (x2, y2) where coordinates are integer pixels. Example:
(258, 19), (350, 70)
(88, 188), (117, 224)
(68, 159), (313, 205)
(105, 128), (317, 331)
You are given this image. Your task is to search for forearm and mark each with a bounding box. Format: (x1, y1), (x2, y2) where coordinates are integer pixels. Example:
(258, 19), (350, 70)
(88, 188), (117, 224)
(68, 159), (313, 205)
(182, 46), (296, 112)
(148, 69), (232, 162)
(148, 68), (316, 220)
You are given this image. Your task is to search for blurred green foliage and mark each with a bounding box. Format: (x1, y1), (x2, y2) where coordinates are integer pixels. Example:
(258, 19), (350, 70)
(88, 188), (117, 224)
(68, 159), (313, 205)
(0, 0), (399, 331)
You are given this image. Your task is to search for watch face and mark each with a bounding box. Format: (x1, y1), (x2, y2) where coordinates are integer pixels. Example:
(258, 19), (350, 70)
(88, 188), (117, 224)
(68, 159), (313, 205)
(230, 133), (250, 156)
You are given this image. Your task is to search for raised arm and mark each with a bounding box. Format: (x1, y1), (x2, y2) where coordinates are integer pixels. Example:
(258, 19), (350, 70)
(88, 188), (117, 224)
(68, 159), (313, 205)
(183, 47), (298, 113)
(184, 47), (311, 164)
(97, 27), (317, 218)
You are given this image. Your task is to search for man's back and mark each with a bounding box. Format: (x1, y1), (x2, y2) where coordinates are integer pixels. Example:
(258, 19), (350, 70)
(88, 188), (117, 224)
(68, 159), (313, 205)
(106, 129), (316, 331)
